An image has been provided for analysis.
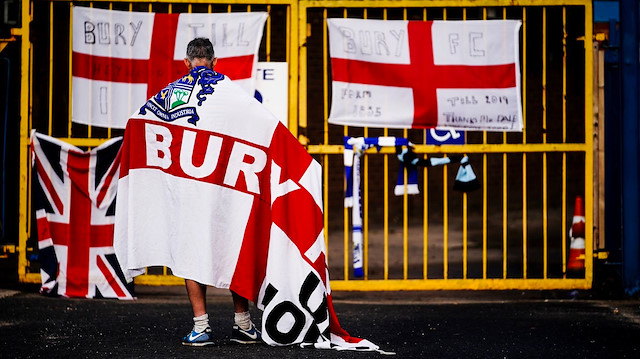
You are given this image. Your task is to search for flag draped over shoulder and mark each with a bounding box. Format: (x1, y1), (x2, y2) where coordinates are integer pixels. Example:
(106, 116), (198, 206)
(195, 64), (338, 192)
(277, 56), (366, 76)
(31, 131), (133, 299)
(327, 18), (523, 131)
(71, 6), (267, 129)
(114, 66), (379, 350)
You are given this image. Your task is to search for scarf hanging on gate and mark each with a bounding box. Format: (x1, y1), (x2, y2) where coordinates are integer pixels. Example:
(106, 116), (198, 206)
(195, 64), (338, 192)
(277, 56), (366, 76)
(343, 137), (480, 277)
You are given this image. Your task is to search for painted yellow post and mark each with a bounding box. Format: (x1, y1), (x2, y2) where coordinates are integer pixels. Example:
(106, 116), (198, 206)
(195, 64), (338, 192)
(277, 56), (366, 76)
(542, 7), (548, 279)
(422, 7), (429, 281)
(48, 2), (53, 135)
(18, 0), (32, 282)
(67, 4), (73, 138)
(521, 7), (528, 280)
(503, 152), (508, 279)
(322, 8), (329, 255)
(562, 6), (568, 277)
(583, 2), (594, 287)
(296, 2), (307, 139)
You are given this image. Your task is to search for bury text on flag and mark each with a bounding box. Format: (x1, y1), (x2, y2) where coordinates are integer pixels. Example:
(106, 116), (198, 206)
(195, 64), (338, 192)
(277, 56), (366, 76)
(72, 6), (267, 129)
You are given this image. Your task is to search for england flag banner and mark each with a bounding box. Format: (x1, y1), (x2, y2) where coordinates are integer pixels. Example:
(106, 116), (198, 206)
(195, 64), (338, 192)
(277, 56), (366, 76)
(327, 18), (523, 131)
(72, 6), (267, 129)
(114, 66), (383, 351)
(31, 131), (134, 299)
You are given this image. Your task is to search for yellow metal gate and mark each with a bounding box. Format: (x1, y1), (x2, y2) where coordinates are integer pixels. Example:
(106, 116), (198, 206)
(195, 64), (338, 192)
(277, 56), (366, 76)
(14, 0), (593, 290)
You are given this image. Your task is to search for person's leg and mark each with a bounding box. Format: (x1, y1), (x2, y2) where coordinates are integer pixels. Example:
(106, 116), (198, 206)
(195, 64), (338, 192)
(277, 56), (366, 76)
(182, 279), (214, 346)
(230, 290), (261, 343)
(231, 290), (249, 313)
(186, 279), (207, 317)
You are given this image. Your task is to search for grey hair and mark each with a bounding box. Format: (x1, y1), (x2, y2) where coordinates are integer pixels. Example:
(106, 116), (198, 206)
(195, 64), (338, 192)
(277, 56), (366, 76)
(186, 37), (215, 61)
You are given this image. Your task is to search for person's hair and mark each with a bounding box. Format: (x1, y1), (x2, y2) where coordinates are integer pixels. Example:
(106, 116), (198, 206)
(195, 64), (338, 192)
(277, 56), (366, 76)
(186, 37), (215, 61)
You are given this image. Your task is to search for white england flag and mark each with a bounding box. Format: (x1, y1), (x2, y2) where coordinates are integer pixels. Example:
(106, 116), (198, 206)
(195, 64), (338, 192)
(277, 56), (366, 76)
(72, 6), (267, 129)
(327, 18), (523, 131)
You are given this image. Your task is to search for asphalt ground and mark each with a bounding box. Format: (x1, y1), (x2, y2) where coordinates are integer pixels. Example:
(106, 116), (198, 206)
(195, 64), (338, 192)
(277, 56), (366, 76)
(1, 285), (640, 359)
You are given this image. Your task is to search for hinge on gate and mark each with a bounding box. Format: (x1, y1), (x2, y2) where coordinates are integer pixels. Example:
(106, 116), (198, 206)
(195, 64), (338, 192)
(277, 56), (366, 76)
(298, 134), (309, 146)
(0, 245), (17, 258)
(576, 33), (607, 42)
(0, 36), (16, 54)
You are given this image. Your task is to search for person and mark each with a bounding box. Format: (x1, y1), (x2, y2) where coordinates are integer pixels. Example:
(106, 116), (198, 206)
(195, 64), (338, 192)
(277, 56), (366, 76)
(177, 37), (261, 347)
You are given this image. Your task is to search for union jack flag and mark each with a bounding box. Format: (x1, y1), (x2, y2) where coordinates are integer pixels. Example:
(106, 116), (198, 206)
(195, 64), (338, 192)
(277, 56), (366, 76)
(31, 131), (133, 299)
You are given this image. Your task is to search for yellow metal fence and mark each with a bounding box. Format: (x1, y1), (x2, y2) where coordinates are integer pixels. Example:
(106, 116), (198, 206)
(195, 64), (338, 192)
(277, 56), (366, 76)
(15, 0), (593, 290)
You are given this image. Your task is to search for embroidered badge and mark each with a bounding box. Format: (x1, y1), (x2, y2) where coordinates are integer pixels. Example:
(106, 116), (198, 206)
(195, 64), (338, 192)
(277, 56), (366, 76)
(139, 67), (224, 125)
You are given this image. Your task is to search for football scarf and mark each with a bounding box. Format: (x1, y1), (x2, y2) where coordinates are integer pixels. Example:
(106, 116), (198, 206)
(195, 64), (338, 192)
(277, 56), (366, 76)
(343, 137), (479, 277)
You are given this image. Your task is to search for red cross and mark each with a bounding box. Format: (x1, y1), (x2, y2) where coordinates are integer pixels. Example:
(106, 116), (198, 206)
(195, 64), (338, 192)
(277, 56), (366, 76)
(331, 21), (516, 128)
(36, 150), (121, 298)
(72, 13), (255, 99)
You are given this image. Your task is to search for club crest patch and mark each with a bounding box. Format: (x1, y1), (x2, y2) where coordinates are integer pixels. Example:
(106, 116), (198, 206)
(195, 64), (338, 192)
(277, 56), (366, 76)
(139, 67), (224, 125)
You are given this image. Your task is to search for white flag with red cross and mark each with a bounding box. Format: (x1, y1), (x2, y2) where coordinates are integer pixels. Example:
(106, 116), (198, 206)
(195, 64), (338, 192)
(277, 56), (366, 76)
(327, 18), (523, 131)
(71, 6), (267, 129)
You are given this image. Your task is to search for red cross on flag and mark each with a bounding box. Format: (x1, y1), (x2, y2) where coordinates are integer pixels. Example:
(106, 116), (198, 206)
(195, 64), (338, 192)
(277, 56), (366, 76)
(71, 6), (267, 129)
(31, 131), (133, 299)
(327, 18), (523, 131)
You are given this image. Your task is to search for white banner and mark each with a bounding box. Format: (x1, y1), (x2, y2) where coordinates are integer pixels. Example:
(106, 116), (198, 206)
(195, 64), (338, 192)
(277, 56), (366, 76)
(72, 6), (267, 129)
(327, 18), (523, 131)
(255, 62), (289, 127)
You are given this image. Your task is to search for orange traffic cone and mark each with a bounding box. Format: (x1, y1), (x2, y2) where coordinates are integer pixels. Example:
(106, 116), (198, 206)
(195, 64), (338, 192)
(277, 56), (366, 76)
(567, 196), (585, 271)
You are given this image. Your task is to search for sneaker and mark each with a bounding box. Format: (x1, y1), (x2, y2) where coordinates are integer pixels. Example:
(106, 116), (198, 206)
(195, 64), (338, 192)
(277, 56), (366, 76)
(182, 327), (215, 346)
(231, 322), (261, 344)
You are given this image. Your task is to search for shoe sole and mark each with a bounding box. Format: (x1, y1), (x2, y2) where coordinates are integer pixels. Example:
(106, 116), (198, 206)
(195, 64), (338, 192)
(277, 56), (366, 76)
(182, 341), (215, 347)
(230, 338), (260, 344)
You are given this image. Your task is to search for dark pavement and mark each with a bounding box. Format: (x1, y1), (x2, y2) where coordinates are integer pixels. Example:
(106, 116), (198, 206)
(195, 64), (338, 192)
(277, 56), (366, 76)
(1, 285), (639, 358)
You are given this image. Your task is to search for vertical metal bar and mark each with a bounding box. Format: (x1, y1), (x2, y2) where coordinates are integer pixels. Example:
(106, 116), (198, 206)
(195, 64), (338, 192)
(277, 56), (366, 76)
(341, 7), (349, 281)
(423, 166), (429, 279)
(266, 5), (271, 62)
(442, 6), (447, 280)
(322, 8), (329, 258)
(25, 1), (34, 242)
(106, 2), (114, 138)
(67, 4), (73, 138)
(462, 5), (468, 281)
(481, 6), (488, 280)
(542, 7), (548, 279)
(443, 164), (448, 279)
(562, 6), (568, 277)
(363, 6), (370, 280)
(383, 7), (389, 280)
(422, 6), (429, 280)
(522, 156), (528, 280)
(285, 4), (290, 63)
(583, 2), (595, 286)
(403, 168), (408, 280)
(402, 7), (408, 280)
(289, 0), (300, 135)
(286, 3), (295, 130)
(18, 0), (33, 282)
(503, 158), (508, 279)
(48, 2), (53, 135)
(296, 3), (307, 135)
(86, 2), (95, 138)
(502, 6), (508, 280)
(521, 7), (528, 279)
(441, 3), (449, 281)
